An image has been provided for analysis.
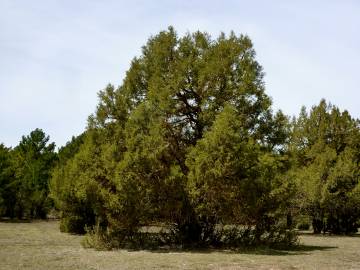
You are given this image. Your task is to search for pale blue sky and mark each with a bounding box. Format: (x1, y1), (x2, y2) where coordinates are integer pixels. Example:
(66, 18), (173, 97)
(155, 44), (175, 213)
(1, 0), (359, 148)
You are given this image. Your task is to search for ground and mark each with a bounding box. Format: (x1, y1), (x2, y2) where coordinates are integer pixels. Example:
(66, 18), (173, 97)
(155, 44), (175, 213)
(0, 221), (360, 270)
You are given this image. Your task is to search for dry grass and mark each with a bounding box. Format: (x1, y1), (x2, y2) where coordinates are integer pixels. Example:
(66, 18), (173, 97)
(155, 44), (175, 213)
(0, 221), (360, 269)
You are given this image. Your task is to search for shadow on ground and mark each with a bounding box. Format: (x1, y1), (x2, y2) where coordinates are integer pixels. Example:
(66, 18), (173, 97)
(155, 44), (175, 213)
(125, 244), (338, 256)
(0, 218), (32, 223)
(298, 231), (360, 238)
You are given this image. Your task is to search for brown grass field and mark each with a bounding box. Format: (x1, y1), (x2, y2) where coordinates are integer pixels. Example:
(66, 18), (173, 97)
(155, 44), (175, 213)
(0, 221), (360, 269)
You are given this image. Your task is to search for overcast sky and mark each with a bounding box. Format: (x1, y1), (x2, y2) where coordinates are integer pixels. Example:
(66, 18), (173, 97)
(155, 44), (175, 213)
(1, 0), (359, 148)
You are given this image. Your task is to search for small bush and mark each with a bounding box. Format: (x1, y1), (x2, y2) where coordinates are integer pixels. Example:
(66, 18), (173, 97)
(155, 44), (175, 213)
(82, 224), (172, 250)
(82, 225), (113, 250)
(218, 225), (298, 248)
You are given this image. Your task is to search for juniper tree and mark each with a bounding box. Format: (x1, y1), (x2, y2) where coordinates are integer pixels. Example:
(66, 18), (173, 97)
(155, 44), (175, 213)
(52, 27), (297, 247)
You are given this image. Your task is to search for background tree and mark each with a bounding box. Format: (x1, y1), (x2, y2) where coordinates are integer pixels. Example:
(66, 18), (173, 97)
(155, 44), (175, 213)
(11, 129), (57, 219)
(290, 100), (360, 234)
(0, 144), (15, 217)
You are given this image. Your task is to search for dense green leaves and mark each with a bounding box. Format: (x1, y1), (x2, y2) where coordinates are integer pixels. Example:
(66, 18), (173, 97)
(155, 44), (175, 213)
(47, 28), (299, 247)
(0, 144), (14, 216)
(13, 129), (57, 219)
(291, 100), (360, 234)
(0, 129), (57, 219)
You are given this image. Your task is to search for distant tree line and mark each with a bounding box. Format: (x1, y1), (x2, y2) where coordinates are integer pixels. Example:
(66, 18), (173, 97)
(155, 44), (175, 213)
(1, 28), (359, 249)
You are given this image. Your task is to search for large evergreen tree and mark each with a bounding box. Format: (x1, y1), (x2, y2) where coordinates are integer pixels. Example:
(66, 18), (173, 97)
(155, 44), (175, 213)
(51, 27), (296, 248)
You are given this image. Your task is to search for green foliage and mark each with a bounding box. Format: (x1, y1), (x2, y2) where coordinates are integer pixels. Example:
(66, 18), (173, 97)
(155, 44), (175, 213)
(291, 100), (360, 234)
(50, 132), (105, 233)
(322, 148), (360, 233)
(50, 27), (297, 247)
(187, 106), (251, 221)
(7, 129), (57, 219)
(186, 105), (295, 244)
(0, 144), (14, 216)
(57, 133), (86, 164)
(0, 129), (57, 219)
